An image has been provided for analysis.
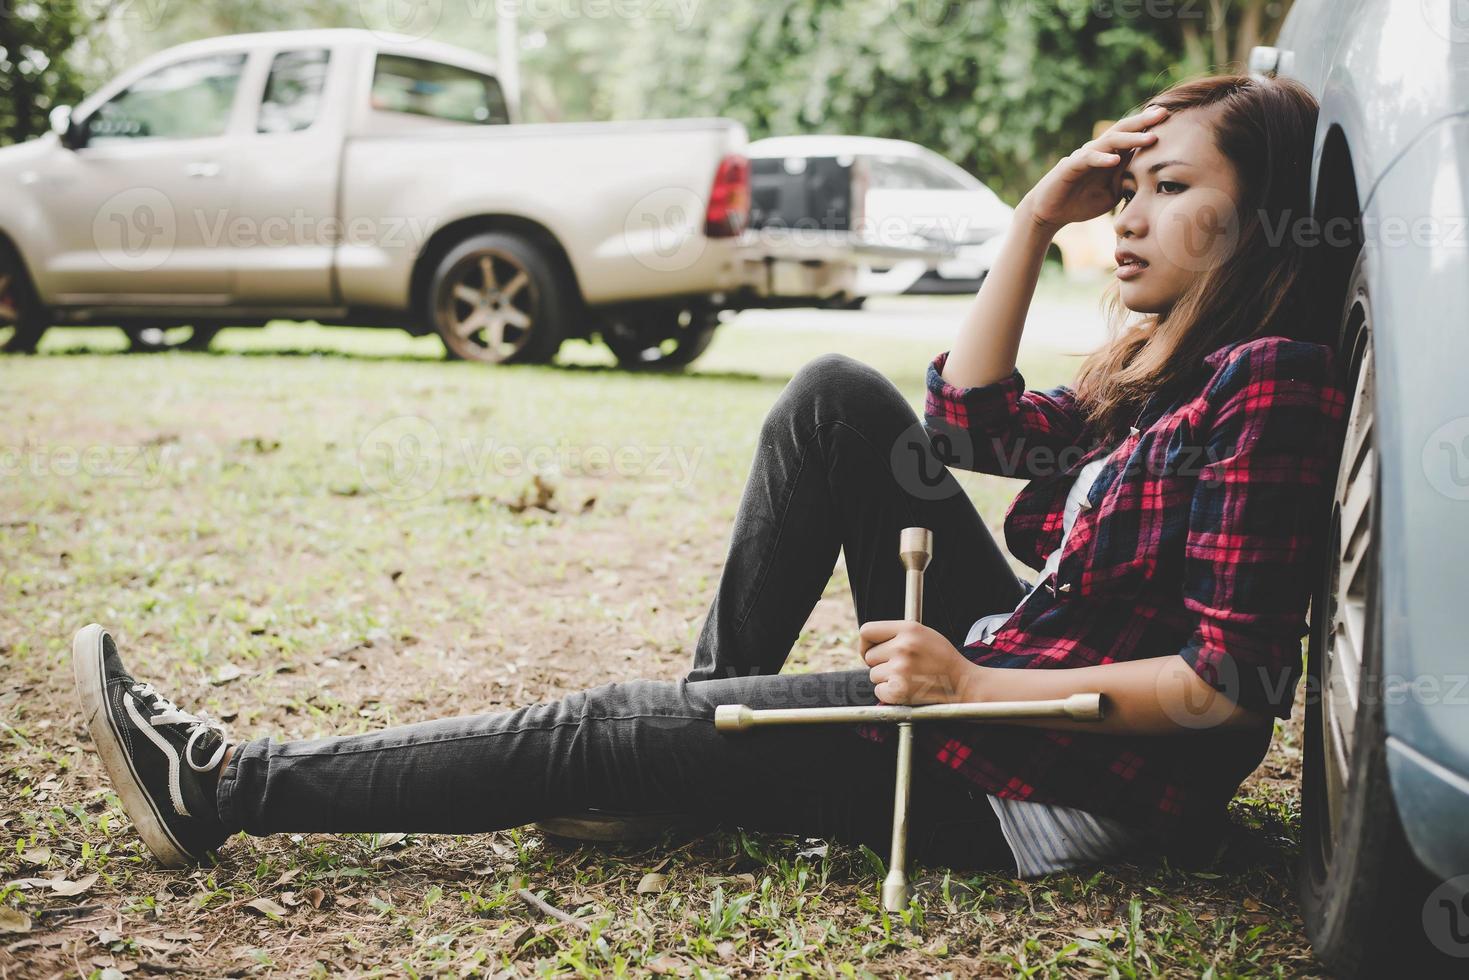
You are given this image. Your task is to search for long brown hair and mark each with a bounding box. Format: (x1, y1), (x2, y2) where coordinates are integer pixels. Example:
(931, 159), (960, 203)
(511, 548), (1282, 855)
(1071, 73), (1320, 447)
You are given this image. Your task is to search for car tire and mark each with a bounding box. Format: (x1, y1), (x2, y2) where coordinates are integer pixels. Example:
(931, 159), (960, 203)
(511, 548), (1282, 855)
(122, 325), (221, 353)
(0, 244), (48, 354)
(426, 232), (570, 365)
(1297, 253), (1460, 976)
(599, 303), (719, 370)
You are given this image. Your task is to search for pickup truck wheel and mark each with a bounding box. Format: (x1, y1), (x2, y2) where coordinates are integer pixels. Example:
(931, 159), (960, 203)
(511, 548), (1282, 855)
(0, 252), (48, 354)
(600, 304), (719, 370)
(429, 233), (568, 365)
(1297, 255), (1456, 976)
(123, 325), (221, 353)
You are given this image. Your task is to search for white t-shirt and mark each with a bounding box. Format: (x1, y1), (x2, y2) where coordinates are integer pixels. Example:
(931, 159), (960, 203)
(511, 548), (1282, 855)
(961, 452), (1150, 877)
(965, 452), (1111, 647)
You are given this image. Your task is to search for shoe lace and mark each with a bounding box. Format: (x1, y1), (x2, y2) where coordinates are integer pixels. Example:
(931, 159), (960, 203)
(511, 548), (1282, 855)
(129, 681), (229, 772)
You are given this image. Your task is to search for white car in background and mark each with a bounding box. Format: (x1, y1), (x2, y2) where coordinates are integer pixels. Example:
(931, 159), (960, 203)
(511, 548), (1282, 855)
(746, 134), (1014, 305)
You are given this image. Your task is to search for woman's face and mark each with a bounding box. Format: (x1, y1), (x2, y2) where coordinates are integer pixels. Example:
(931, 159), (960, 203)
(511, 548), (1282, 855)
(1112, 106), (1243, 314)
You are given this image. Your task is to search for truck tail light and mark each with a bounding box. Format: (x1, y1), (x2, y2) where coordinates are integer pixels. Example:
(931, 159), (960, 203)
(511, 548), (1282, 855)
(705, 153), (750, 238)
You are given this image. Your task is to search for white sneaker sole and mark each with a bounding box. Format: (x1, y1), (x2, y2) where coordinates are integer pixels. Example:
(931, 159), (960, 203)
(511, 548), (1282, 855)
(71, 623), (191, 868)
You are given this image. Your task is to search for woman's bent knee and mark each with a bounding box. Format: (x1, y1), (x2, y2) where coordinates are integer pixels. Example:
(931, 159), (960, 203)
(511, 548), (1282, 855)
(794, 352), (888, 392)
(774, 353), (915, 431)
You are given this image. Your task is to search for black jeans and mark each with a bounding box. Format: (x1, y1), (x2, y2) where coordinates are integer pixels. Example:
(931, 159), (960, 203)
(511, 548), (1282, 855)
(216, 353), (1031, 871)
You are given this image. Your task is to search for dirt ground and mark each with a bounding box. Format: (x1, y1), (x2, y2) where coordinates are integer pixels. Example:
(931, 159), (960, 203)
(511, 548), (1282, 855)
(2, 321), (1325, 977)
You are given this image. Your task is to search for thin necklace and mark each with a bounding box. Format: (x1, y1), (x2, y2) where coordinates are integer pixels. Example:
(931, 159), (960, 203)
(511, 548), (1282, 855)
(1129, 400), (1147, 435)
(1078, 397), (1152, 466)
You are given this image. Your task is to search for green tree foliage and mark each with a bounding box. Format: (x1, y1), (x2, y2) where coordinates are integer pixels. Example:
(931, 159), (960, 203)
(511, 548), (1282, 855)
(0, 0), (93, 143)
(609, 0), (1290, 201)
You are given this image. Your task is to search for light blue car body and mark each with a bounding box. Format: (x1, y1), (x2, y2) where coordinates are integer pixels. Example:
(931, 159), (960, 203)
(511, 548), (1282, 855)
(1265, 0), (1469, 878)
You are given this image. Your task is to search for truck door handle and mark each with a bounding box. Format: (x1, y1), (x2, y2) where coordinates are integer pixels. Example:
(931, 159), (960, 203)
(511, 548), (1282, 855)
(185, 161), (221, 178)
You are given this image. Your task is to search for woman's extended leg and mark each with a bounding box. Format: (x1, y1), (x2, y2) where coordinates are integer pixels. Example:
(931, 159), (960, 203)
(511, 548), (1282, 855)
(74, 641), (1016, 872)
(210, 667), (1014, 871)
(687, 352), (1027, 682)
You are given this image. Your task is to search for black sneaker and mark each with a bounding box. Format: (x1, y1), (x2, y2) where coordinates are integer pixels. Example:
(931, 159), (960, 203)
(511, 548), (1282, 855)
(71, 623), (233, 867)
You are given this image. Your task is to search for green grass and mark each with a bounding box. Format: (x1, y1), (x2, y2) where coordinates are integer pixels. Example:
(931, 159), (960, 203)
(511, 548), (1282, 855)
(0, 298), (1321, 977)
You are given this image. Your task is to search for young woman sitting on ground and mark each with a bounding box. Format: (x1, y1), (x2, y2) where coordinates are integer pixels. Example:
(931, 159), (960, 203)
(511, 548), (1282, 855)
(72, 72), (1347, 881)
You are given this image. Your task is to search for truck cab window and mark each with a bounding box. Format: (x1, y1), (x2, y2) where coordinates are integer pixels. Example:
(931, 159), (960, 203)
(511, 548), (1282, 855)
(258, 49), (331, 134)
(88, 53), (247, 143)
(369, 53), (509, 125)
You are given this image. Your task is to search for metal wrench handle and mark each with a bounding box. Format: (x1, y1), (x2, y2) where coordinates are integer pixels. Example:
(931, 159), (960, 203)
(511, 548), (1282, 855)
(712, 692), (1105, 730)
(883, 526), (932, 913)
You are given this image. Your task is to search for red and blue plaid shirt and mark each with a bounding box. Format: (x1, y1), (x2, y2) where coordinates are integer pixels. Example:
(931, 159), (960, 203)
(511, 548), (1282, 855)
(855, 334), (1350, 835)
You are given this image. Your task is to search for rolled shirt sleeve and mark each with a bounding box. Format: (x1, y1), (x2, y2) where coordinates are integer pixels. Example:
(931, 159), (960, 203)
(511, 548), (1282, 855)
(923, 350), (1090, 480)
(1176, 338), (1350, 720)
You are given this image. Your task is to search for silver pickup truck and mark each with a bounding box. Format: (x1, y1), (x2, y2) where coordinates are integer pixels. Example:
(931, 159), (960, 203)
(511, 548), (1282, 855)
(0, 29), (929, 367)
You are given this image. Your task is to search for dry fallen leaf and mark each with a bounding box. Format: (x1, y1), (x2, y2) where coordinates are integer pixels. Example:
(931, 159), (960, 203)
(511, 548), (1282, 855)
(211, 664), (245, 685)
(303, 888), (326, 909)
(245, 897), (289, 920)
(645, 954), (687, 975)
(636, 872), (668, 895)
(19, 848), (50, 867)
(51, 872), (100, 897)
(2, 878), (53, 891)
